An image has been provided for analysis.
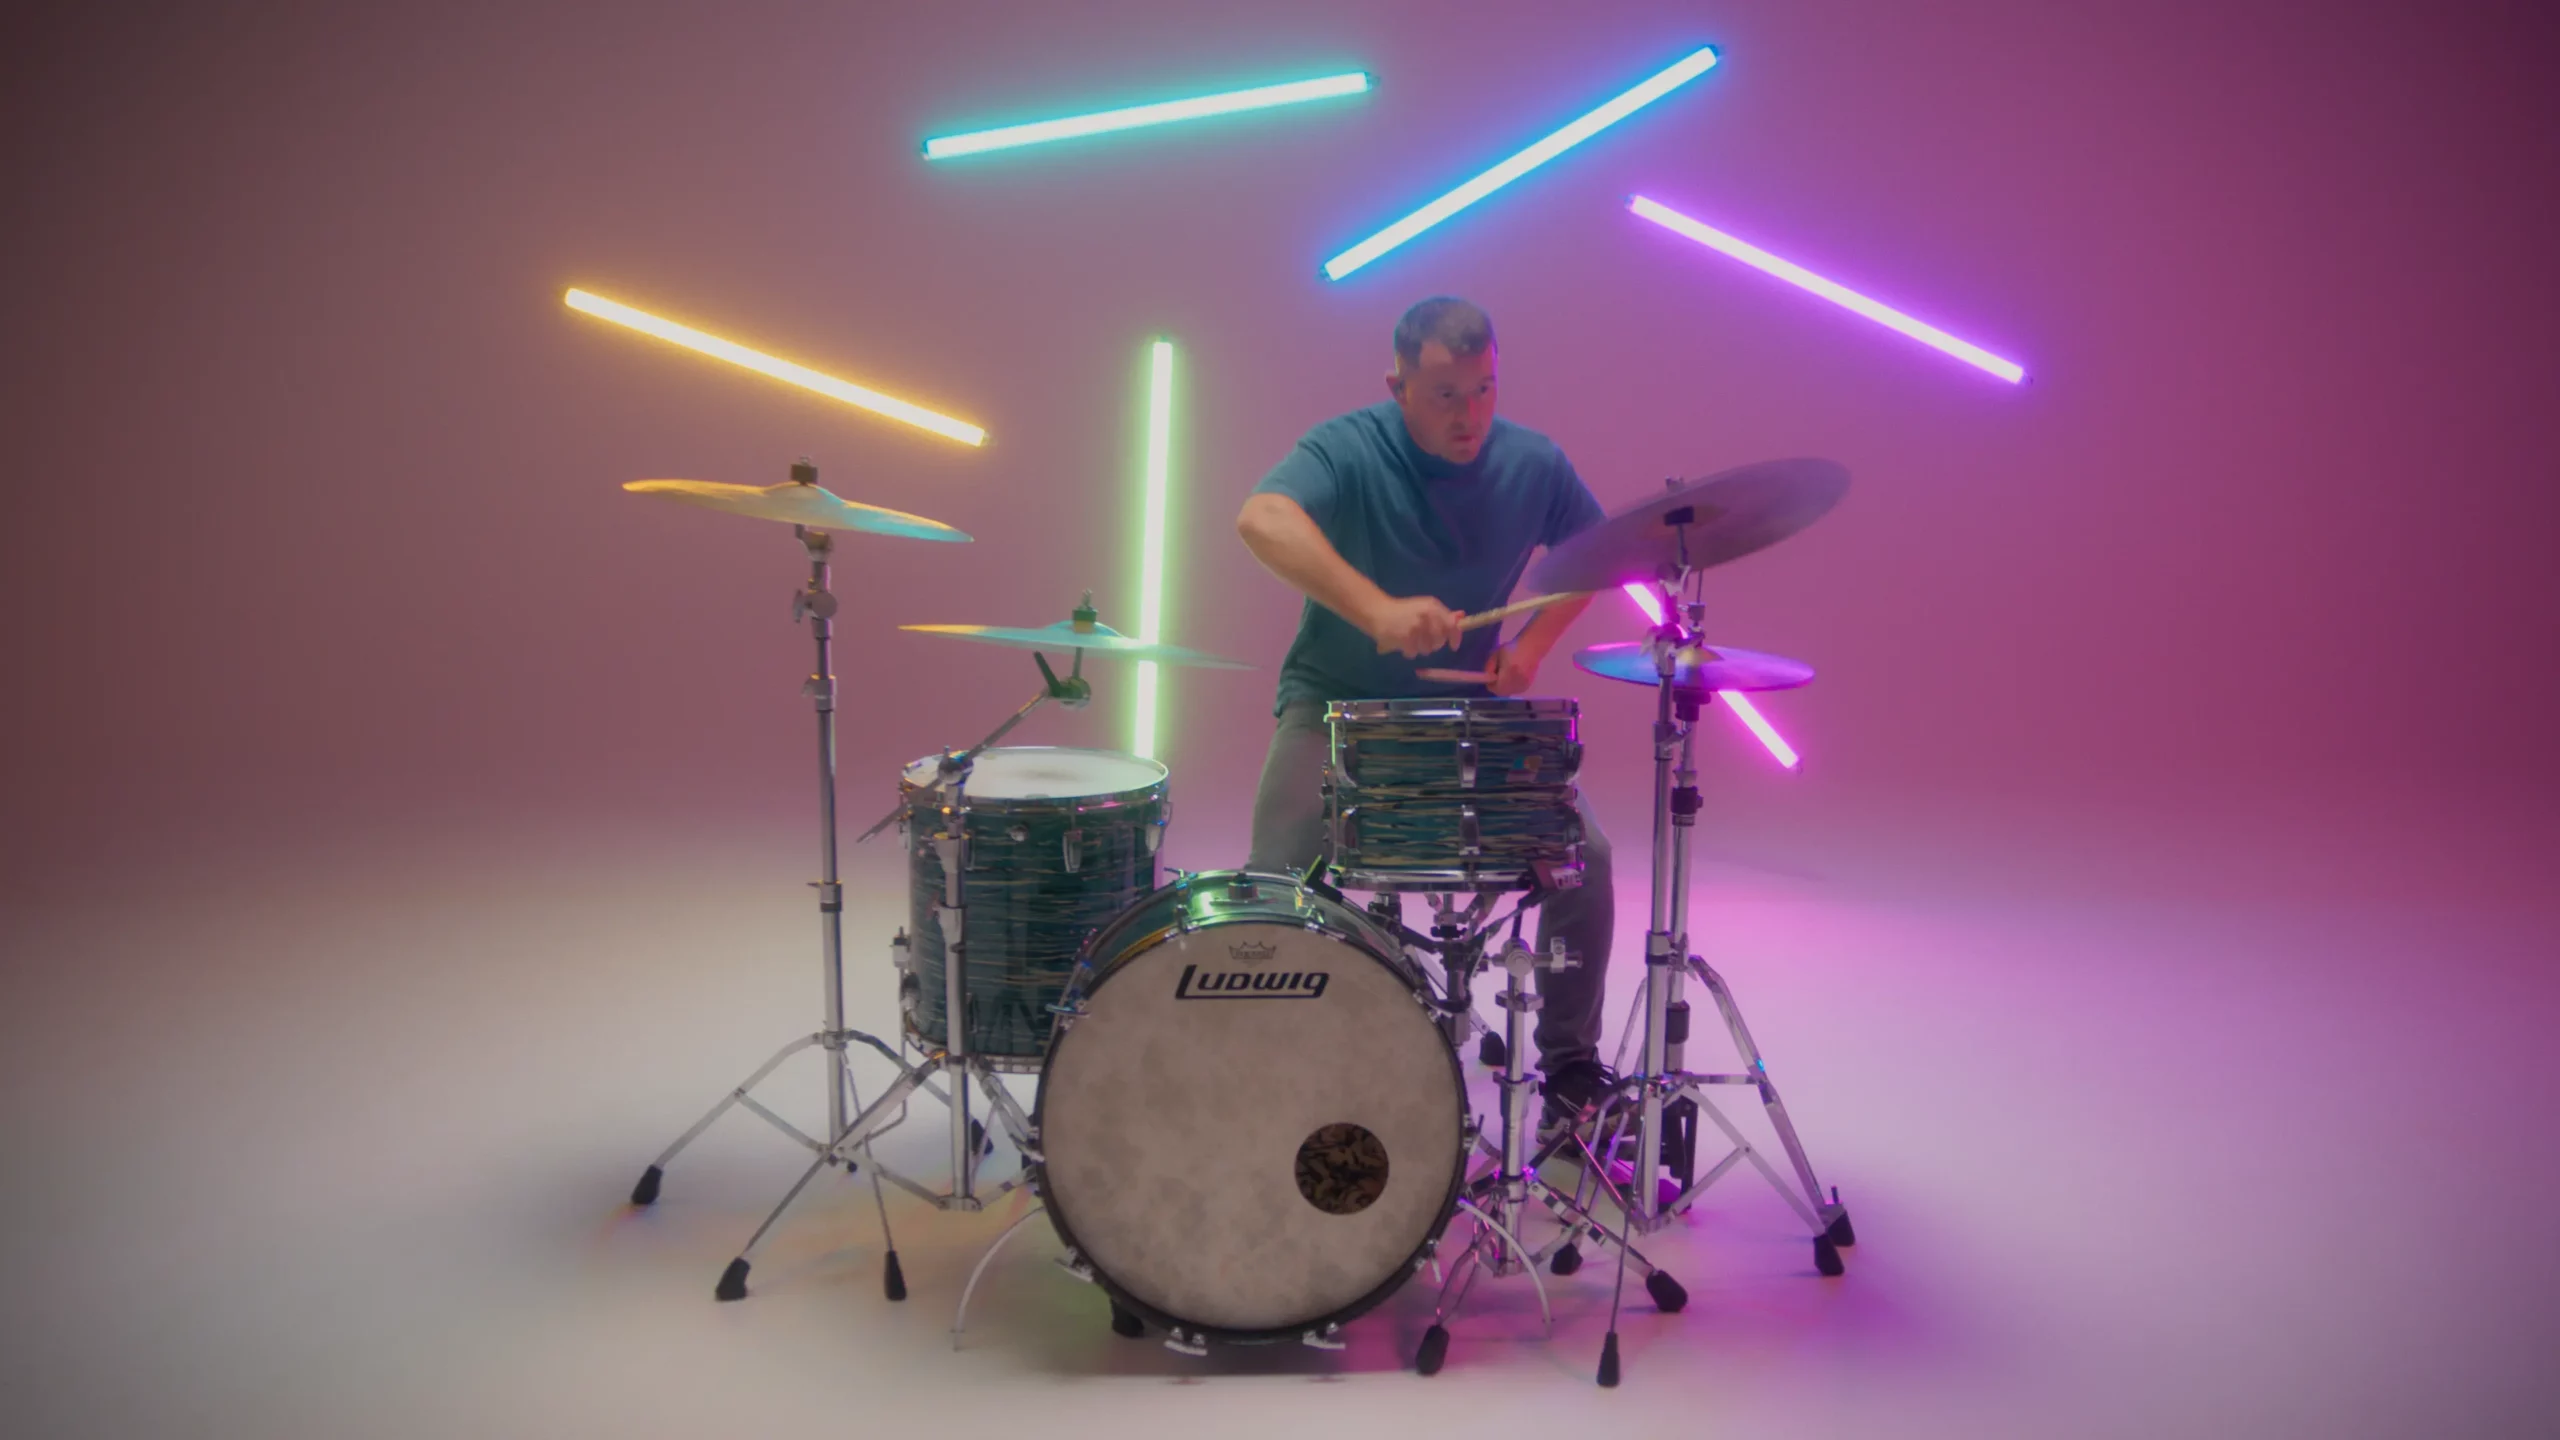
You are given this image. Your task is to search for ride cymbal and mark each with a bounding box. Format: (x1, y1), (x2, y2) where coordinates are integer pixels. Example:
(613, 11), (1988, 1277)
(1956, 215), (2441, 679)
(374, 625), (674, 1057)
(1526, 459), (1847, 593)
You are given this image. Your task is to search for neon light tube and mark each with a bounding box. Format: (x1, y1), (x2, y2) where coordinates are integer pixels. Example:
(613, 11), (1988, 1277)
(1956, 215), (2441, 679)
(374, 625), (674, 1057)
(1718, 690), (1800, 769)
(1622, 581), (1667, 625)
(564, 289), (988, 446)
(1131, 340), (1175, 760)
(925, 72), (1371, 159)
(1322, 46), (1719, 280)
(1627, 196), (2027, 383)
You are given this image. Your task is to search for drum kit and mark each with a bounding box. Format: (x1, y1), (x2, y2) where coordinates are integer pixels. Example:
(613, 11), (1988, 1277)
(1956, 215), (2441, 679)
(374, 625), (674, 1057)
(619, 453), (1857, 1385)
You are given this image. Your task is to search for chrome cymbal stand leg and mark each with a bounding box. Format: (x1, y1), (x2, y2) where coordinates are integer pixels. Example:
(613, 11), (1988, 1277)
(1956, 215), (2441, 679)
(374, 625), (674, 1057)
(933, 764), (978, 1210)
(715, 1057), (942, 1301)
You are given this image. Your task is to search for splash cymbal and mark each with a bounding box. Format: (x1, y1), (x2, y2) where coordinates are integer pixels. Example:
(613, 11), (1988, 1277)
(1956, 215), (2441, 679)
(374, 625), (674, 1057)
(901, 608), (1250, 669)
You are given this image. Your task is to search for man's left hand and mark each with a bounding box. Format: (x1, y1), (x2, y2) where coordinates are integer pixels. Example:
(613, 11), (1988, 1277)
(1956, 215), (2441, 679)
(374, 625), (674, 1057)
(1487, 643), (1542, 695)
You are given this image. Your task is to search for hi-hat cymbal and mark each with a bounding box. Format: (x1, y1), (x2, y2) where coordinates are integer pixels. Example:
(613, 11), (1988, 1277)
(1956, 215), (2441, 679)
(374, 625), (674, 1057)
(1526, 459), (1848, 593)
(901, 615), (1251, 670)
(624, 479), (970, 542)
(1572, 641), (1814, 693)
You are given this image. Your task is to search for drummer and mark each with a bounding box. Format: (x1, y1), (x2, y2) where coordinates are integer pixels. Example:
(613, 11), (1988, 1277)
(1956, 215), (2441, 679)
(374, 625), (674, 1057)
(1236, 296), (1616, 1138)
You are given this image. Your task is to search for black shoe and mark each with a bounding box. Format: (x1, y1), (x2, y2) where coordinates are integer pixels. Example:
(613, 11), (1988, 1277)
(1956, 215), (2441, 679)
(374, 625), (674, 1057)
(1538, 1058), (1619, 1144)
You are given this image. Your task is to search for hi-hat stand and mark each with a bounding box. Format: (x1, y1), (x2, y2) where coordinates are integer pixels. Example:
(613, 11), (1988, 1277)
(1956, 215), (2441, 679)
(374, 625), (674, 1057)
(1583, 579), (1854, 1385)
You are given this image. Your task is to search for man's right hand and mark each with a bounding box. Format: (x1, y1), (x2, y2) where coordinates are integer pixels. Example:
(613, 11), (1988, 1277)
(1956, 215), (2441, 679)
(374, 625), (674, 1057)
(1365, 595), (1464, 658)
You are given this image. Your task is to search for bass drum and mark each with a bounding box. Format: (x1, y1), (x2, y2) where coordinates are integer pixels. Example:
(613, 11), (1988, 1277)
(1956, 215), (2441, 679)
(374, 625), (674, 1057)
(1033, 870), (1467, 1344)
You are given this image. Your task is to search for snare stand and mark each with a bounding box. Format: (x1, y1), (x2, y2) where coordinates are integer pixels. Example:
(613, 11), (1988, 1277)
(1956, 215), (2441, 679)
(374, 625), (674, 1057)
(1336, 882), (1684, 1376)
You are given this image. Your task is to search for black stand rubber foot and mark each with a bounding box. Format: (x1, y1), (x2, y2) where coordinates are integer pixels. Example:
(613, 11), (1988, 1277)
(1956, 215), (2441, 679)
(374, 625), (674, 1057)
(1415, 1324), (1450, 1376)
(882, 1250), (907, 1302)
(1597, 1331), (1621, 1388)
(1477, 1034), (1508, 1067)
(629, 1165), (663, 1206)
(1550, 1242), (1583, 1276)
(1814, 1235), (1845, 1277)
(1109, 1300), (1144, 1337)
(1827, 1212), (1857, 1248)
(1645, 1270), (1689, 1313)
(715, 1258), (750, 1302)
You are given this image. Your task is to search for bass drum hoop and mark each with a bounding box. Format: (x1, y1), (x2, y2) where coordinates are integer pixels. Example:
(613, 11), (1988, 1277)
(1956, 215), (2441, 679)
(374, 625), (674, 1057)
(1029, 871), (1469, 1346)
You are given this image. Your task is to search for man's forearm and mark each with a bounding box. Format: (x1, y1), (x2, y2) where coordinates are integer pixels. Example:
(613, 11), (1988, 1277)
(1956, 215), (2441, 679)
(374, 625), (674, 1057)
(1509, 594), (1593, 660)
(1237, 495), (1391, 633)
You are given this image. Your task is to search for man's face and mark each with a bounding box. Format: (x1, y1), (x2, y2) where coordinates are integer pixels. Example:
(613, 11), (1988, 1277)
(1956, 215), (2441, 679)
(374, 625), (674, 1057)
(1388, 341), (1497, 465)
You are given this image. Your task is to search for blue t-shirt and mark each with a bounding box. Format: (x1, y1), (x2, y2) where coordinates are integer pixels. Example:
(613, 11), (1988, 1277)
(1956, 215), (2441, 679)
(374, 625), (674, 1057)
(1252, 402), (1604, 712)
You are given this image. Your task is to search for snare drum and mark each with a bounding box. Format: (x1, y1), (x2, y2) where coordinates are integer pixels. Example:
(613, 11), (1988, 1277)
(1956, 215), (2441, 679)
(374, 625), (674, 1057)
(900, 747), (1167, 1065)
(1324, 697), (1584, 892)
(1034, 870), (1466, 1344)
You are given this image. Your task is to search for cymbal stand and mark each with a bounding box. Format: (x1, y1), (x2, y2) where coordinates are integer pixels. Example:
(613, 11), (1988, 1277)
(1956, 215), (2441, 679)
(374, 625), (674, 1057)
(859, 618), (1098, 1216)
(624, 460), (930, 1306)
(1587, 577), (1852, 1385)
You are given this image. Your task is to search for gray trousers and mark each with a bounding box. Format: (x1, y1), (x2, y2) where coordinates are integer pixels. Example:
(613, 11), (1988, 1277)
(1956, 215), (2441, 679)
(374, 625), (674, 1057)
(1245, 701), (1611, 1070)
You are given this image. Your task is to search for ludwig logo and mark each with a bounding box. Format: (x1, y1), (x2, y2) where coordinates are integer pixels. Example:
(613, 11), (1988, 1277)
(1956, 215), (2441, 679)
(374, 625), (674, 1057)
(1227, 940), (1278, 962)
(1176, 963), (1329, 1000)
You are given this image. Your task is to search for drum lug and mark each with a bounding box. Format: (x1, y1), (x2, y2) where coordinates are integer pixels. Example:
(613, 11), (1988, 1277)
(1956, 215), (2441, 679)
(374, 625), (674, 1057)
(1459, 804), (1482, 858)
(890, 928), (912, 973)
(1163, 1330), (1209, 1357)
(1062, 827), (1085, 872)
(1145, 820), (1164, 855)
(1456, 739), (1478, 789)
(1299, 1325), (1346, 1351)
(935, 905), (964, 945)
(1053, 1249), (1096, 1284)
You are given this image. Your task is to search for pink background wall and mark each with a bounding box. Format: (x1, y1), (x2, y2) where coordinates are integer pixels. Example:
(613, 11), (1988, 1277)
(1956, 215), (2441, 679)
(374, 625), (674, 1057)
(7, 7), (2559, 1433)
(6, 0), (2556, 867)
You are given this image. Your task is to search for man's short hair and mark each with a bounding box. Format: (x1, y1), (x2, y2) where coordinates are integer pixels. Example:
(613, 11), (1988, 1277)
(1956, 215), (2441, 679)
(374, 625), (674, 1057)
(1392, 296), (1495, 370)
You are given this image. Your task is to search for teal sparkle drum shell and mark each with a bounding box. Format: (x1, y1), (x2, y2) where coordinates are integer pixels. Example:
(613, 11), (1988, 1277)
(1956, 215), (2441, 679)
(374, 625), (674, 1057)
(901, 747), (1167, 1063)
(1324, 697), (1583, 892)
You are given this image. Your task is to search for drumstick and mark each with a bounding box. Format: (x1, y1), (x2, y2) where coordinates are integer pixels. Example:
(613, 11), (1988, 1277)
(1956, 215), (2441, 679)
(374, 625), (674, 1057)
(1454, 590), (1588, 632)
(1415, 667), (1492, 684)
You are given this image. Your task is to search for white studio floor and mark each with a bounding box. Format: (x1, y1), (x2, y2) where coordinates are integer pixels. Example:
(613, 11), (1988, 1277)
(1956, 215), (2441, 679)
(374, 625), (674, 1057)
(4, 793), (2555, 1438)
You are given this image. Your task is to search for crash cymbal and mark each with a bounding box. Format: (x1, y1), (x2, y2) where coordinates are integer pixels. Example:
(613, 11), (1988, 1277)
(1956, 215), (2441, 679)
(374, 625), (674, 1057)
(1572, 641), (1814, 694)
(1525, 459), (1848, 593)
(901, 603), (1250, 669)
(624, 478), (970, 542)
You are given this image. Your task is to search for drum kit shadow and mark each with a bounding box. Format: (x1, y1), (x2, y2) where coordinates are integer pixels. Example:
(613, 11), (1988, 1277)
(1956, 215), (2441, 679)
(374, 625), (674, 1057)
(619, 454), (1857, 1386)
